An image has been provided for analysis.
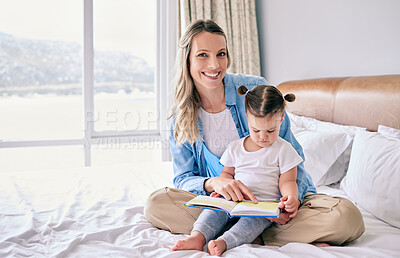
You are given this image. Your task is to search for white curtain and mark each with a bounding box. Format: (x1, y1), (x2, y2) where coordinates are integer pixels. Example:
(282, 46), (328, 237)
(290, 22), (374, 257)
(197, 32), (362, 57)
(179, 0), (261, 76)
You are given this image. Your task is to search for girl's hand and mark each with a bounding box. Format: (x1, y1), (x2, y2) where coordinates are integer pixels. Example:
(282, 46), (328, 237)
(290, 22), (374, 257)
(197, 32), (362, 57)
(206, 177), (258, 203)
(279, 195), (300, 218)
(270, 195), (299, 224)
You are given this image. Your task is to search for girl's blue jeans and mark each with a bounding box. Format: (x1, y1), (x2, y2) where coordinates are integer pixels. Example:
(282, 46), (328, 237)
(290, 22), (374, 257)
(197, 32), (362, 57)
(192, 209), (272, 250)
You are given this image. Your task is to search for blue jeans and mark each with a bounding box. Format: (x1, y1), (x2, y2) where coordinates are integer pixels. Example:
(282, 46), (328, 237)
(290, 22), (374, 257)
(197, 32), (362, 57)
(192, 209), (272, 250)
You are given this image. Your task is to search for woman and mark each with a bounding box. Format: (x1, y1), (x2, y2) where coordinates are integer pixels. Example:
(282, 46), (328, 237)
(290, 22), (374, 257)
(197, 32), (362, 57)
(144, 19), (365, 246)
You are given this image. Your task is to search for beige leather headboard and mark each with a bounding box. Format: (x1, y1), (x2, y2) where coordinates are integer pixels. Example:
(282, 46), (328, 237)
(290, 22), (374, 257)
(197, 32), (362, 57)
(277, 75), (400, 131)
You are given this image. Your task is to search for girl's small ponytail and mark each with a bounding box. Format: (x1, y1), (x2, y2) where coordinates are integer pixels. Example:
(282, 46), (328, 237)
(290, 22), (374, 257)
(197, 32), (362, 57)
(238, 85), (249, 96)
(284, 93), (296, 103)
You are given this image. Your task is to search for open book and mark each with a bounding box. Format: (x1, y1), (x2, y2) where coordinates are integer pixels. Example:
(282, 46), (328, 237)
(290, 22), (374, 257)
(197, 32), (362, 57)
(185, 195), (280, 218)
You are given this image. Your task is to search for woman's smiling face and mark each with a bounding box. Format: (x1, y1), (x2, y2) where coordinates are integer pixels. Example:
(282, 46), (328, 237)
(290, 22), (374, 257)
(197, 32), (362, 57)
(189, 32), (228, 92)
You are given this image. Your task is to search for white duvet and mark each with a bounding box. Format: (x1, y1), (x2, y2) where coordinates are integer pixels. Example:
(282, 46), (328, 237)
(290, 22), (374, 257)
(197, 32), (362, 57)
(1, 162), (399, 257)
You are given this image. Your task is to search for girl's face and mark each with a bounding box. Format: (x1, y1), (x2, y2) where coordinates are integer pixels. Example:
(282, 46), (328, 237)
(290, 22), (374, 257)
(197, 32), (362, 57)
(189, 32), (228, 93)
(247, 112), (284, 149)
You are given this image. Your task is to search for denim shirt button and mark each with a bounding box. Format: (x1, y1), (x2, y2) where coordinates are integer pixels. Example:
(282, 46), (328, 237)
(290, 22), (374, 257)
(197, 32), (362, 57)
(236, 124), (240, 128)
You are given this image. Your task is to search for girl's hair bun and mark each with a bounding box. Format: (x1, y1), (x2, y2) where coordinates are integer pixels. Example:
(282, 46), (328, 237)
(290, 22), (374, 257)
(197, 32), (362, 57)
(238, 85), (248, 95)
(284, 93), (296, 102)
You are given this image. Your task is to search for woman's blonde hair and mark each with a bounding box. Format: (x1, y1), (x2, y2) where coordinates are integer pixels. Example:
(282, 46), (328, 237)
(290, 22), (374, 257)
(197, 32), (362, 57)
(169, 19), (231, 145)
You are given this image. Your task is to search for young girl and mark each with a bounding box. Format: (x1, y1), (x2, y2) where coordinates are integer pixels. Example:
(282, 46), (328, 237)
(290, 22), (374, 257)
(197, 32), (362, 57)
(172, 85), (302, 256)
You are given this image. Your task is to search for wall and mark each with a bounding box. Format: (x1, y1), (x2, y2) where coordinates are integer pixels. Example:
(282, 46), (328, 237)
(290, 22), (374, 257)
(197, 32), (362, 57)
(256, 0), (400, 85)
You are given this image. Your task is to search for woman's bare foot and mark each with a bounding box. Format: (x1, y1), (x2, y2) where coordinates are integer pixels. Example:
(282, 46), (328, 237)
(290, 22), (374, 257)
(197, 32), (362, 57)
(207, 239), (227, 256)
(172, 231), (205, 251)
(312, 242), (331, 247)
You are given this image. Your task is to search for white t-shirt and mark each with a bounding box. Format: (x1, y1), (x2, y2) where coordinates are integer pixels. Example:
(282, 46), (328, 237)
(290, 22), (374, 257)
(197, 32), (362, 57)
(199, 107), (240, 157)
(220, 136), (303, 202)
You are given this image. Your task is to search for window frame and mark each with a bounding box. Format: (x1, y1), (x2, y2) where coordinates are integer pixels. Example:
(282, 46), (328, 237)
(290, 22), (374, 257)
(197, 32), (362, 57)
(0, 0), (176, 166)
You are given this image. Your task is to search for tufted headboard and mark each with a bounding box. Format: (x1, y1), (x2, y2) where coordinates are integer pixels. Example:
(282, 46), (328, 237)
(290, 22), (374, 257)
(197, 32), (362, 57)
(277, 75), (400, 131)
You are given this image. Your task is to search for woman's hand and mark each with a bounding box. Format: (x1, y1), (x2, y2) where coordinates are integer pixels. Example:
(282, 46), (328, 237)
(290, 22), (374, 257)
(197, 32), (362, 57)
(205, 177), (258, 203)
(268, 211), (292, 225)
(210, 192), (221, 198)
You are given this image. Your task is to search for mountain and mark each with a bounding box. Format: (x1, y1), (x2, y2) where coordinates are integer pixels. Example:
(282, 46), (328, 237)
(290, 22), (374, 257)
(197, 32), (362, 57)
(0, 32), (154, 95)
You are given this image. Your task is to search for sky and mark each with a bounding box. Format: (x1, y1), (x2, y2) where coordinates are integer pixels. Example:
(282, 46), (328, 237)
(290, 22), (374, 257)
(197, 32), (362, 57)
(0, 0), (156, 66)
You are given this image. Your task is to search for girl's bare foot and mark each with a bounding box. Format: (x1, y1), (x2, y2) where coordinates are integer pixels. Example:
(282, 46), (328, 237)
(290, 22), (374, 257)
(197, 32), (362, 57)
(207, 239), (227, 256)
(172, 231), (205, 251)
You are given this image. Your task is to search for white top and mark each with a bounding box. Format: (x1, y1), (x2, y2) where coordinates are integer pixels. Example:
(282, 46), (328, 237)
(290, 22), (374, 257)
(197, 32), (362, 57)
(220, 136), (303, 202)
(199, 107), (240, 157)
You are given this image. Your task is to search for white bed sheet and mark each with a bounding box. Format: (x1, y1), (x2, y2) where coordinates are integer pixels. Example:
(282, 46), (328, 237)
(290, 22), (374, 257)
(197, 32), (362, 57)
(1, 162), (399, 257)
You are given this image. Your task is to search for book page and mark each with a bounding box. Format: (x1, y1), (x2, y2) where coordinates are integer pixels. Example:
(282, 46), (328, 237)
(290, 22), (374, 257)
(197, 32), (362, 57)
(185, 195), (237, 213)
(230, 201), (279, 217)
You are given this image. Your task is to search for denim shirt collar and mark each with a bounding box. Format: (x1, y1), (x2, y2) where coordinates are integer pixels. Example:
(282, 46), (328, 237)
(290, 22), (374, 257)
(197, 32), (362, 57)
(224, 75), (237, 106)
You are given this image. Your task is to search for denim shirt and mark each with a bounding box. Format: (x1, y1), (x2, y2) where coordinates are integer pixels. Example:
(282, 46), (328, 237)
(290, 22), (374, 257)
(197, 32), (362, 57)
(169, 73), (316, 202)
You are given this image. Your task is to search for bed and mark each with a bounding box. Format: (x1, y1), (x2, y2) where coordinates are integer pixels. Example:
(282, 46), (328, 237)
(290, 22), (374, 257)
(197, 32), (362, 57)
(1, 75), (399, 257)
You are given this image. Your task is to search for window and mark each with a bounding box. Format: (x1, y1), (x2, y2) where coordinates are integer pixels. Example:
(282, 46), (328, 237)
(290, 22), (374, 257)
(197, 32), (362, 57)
(0, 0), (176, 172)
(93, 0), (157, 133)
(0, 0), (83, 141)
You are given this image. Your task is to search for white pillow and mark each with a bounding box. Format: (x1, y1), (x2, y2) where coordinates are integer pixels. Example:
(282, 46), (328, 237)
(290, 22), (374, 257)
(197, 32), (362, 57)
(288, 113), (366, 186)
(378, 125), (400, 140)
(295, 130), (352, 186)
(341, 131), (400, 228)
(288, 113), (366, 137)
